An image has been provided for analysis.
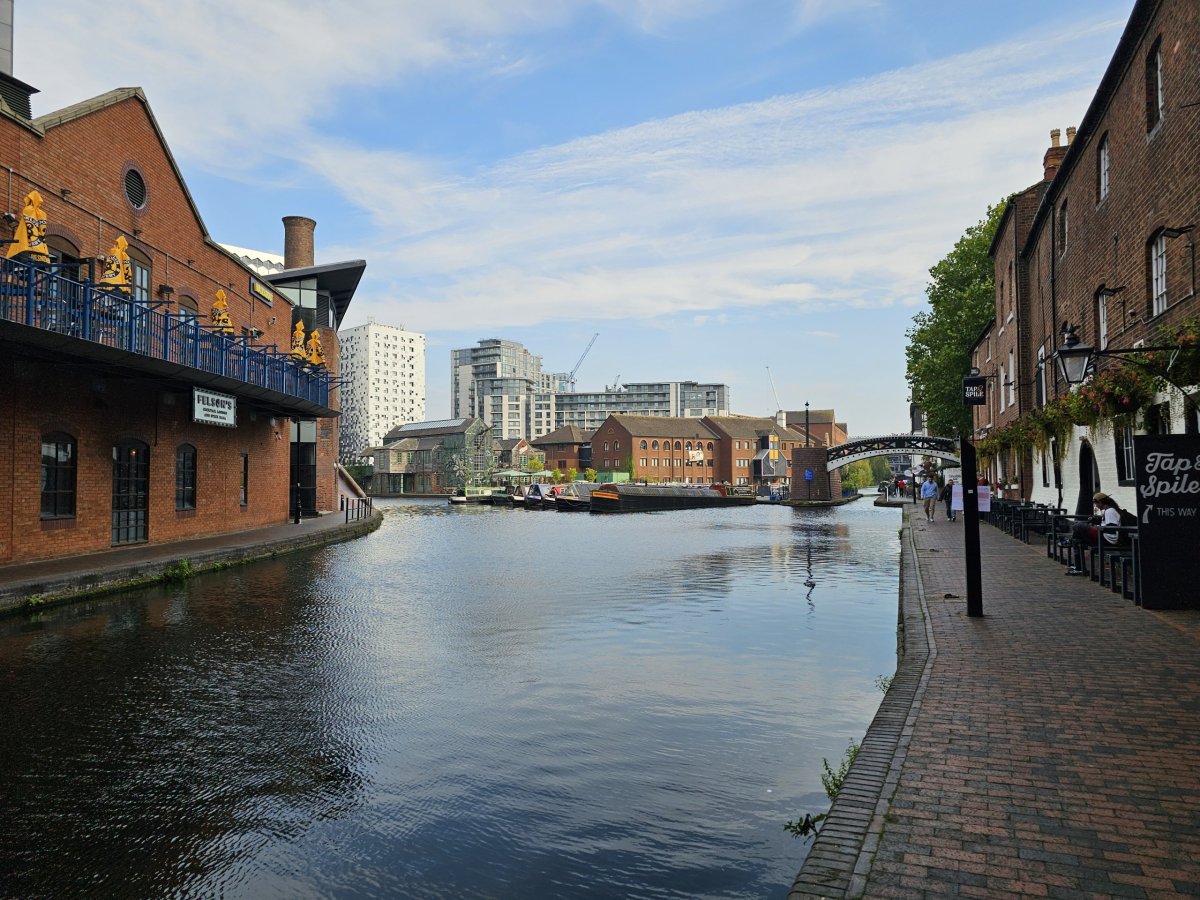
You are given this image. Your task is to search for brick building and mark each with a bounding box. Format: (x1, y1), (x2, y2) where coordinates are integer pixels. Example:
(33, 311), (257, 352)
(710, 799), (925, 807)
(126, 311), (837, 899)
(531, 425), (593, 474)
(975, 0), (1200, 512)
(0, 69), (358, 564)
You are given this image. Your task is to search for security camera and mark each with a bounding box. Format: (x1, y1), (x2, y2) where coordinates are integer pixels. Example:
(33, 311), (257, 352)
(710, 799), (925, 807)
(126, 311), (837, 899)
(1, 212), (16, 228)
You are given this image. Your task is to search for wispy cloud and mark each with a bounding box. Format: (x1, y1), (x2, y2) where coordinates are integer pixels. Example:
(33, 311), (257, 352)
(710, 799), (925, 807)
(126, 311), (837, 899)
(302, 21), (1115, 333)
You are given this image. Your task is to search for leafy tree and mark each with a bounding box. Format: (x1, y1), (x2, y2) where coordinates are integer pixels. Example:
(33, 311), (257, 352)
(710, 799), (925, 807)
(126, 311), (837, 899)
(906, 202), (1006, 437)
(839, 459), (874, 490)
(566, 467), (578, 482)
(525, 457), (544, 474)
(584, 467), (598, 482)
(868, 456), (891, 483)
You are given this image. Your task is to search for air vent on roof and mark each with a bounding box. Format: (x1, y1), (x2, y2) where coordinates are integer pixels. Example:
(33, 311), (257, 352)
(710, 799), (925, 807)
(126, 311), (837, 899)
(124, 168), (147, 209)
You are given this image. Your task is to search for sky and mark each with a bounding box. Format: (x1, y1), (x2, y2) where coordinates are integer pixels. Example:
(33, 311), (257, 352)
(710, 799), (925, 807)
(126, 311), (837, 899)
(22, 1), (1134, 434)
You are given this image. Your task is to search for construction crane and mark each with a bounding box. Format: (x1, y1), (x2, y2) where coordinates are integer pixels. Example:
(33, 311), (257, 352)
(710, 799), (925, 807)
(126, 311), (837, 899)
(766, 366), (783, 412)
(569, 332), (599, 391)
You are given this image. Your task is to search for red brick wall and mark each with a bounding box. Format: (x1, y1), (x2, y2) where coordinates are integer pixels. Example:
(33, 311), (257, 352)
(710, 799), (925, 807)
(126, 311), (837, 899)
(315, 325), (340, 511)
(5, 95), (291, 351)
(0, 91), (337, 563)
(1027, 1), (1200, 405)
(0, 357), (289, 564)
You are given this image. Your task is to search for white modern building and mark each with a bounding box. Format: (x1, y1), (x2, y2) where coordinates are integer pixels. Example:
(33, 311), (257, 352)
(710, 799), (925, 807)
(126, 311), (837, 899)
(451, 338), (730, 441)
(339, 321), (426, 463)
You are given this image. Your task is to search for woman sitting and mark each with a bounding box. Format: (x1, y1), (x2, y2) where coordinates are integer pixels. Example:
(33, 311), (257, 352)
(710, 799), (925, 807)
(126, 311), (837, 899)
(1066, 491), (1124, 575)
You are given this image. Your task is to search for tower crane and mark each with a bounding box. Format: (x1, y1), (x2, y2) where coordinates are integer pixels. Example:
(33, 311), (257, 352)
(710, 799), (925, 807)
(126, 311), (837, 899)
(569, 332), (599, 391)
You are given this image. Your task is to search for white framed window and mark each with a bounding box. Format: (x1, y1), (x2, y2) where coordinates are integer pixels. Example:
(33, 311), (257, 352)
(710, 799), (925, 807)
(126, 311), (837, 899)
(1152, 233), (1168, 316)
(1097, 134), (1110, 202)
(998, 362), (1006, 412)
(1097, 292), (1108, 350)
(1008, 351), (1016, 406)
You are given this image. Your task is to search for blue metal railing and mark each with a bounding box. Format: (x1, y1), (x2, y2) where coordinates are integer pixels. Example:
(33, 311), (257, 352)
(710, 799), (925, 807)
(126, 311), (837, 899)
(0, 255), (331, 408)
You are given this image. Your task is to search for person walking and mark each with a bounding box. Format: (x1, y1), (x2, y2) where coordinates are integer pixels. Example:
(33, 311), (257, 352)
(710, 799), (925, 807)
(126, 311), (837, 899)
(920, 475), (939, 522)
(941, 478), (956, 521)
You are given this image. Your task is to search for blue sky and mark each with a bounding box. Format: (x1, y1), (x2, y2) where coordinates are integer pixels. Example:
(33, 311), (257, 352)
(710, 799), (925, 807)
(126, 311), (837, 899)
(25, 1), (1132, 433)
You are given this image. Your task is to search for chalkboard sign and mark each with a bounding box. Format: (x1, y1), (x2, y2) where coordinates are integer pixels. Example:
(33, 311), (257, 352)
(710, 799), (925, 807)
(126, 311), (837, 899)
(1133, 435), (1200, 610)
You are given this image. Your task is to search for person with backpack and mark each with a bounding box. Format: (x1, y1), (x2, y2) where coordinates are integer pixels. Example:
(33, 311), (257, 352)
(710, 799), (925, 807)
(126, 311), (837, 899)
(1066, 491), (1133, 575)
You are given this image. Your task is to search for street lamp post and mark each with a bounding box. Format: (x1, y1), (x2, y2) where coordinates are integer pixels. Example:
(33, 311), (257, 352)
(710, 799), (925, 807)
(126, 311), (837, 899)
(1054, 322), (1192, 395)
(805, 401), (811, 499)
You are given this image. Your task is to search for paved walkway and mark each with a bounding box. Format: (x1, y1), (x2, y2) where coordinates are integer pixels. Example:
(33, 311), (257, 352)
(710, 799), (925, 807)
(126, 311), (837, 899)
(790, 508), (1200, 899)
(0, 509), (381, 611)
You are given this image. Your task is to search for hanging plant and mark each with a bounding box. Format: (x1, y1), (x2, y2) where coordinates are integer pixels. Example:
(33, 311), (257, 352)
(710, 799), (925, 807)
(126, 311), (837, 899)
(1025, 396), (1073, 451)
(1138, 317), (1200, 391)
(1065, 363), (1156, 432)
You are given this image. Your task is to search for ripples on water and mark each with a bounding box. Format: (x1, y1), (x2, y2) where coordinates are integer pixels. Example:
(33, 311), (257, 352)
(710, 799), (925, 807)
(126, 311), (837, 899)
(0, 498), (900, 899)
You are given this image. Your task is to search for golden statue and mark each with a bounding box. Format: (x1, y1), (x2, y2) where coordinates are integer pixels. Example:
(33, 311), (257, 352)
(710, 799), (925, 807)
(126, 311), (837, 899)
(210, 288), (234, 334)
(290, 319), (307, 359)
(98, 235), (132, 293)
(305, 328), (324, 367)
(5, 190), (49, 262)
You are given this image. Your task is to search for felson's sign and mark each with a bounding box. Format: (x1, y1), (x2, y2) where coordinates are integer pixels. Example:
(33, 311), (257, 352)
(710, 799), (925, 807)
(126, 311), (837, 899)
(193, 387), (237, 427)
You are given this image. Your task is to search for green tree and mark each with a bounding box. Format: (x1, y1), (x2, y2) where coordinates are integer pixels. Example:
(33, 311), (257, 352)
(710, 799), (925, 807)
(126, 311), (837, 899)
(566, 467), (578, 482)
(839, 459), (874, 490)
(584, 467), (598, 482)
(868, 456), (891, 483)
(525, 457), (544, 474)
(906, 202), (1006, 437)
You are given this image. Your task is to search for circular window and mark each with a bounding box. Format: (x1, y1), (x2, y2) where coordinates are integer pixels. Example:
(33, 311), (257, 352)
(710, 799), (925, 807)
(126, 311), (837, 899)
(124, 168), (147, 209)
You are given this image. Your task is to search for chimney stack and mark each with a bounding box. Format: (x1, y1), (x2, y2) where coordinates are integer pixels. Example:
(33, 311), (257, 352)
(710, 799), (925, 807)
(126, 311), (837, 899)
(1065, 126), (1077, 144)
(1043, 128), (1068, 182)
(282, 216), (316, 269)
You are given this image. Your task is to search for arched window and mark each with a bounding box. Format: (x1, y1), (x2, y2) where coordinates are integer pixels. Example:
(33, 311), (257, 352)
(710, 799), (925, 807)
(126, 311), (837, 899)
(652, 441), (659, 450)
(176, 443), (197, 510)
(707, 442), (713, 451)
(614, 440), (620, 450)
(41, 431), (77, 518)
(685, 441), (692, 451)
(674, 441), (682, 451)
(640, 440), (647, 450)
(177, 295), (199, 322)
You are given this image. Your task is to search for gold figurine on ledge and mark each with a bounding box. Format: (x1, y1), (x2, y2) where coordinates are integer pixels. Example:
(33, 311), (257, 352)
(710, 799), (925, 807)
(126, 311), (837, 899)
(6, 190), (50, 262)
(210, 288), (234, 334)
(98, 235), (132, 294)
(290, 319), (307, 360)
(305, 328), (324, 367)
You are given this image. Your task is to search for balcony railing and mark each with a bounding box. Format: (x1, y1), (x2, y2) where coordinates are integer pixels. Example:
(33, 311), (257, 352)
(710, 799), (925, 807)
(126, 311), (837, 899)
(0, 255), (332, 410)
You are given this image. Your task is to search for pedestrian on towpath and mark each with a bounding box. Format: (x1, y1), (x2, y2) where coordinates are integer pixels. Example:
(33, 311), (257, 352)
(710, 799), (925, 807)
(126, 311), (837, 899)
(941, 478), (956, 521)
(920, 475), (939, 522)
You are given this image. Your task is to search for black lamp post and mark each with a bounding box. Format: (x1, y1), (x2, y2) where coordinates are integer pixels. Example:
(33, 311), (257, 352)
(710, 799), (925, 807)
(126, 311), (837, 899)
(805, 401), (811, 499)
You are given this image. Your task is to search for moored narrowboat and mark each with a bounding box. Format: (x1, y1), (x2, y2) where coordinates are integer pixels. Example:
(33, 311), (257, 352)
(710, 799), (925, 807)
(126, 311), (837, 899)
(589, 483), (756, 513)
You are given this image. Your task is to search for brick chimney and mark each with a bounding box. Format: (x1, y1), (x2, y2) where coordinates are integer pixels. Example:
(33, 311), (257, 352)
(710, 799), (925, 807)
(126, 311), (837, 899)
(1041, 128), (1070, 183)
(282, 216), (316, 269)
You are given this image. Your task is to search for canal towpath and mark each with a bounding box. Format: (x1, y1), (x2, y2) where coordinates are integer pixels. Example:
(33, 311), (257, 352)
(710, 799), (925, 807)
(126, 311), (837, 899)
(790, 506), (1200, 899)
(0, 508), (381, 613)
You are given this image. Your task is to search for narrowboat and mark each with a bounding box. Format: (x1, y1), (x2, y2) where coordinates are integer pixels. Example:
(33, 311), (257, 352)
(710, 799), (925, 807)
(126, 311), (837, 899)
(589, 483), (757, 513)
(554, 482), (600, 511)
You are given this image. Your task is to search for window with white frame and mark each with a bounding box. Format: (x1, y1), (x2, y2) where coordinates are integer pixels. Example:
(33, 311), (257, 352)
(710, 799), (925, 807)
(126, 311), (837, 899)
(1097, 134), (1110, 202)
(1007, 351), (1015, 406)
(1152, 233), (1168, 316)
(1097, 291), (1108, 350)
(998, 362), (1006, 412)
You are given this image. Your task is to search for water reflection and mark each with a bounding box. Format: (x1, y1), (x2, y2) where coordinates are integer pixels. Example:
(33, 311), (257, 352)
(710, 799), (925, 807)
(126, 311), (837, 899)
(0, 499), (901, 899)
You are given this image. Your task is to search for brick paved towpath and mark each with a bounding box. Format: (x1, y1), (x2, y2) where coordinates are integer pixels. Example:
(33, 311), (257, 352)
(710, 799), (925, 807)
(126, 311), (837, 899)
(790, 508), (1200, 899)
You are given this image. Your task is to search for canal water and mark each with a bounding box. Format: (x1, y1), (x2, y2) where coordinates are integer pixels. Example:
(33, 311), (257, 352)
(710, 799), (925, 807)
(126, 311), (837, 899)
(0, 498), (901, 899)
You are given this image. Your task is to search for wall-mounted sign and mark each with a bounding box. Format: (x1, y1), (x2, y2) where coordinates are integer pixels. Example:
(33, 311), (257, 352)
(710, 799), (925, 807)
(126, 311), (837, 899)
(193, 387), (237, 427)
(249, 277), (274, 305)
(962, 376), (986, 405)
(804, 468), (814, 481)
(1134, 435), (1200, 609)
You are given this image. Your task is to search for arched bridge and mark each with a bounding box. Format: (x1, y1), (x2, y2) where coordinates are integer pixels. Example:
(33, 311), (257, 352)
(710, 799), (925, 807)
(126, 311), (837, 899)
(824, 434), (959, 472)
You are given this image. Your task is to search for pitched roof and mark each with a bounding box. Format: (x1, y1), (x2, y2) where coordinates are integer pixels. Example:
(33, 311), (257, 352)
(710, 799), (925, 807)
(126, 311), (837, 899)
(784, 408), (837, 425)
(604, 414), (720, 440)
(532, 425), (593, 446)
(382, 417), (481, 442)
(703, 415), (796, 441)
